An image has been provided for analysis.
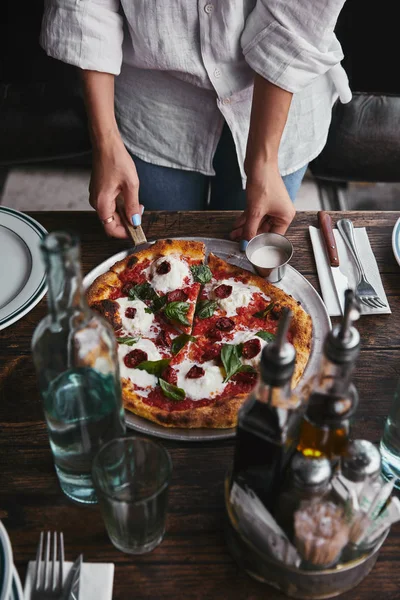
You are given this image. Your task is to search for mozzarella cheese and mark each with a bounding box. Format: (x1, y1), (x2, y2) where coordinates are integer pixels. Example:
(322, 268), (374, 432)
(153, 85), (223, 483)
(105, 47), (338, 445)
(118, 339), (161, 391)
(175, 359), (226, 401)
(116, 298), (156, 336)
(149, 254), (192, 294)
(207, 279), (269, 317)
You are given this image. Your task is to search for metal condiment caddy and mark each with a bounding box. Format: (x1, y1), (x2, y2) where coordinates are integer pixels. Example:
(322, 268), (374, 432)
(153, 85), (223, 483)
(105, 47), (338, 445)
(225, 290), (395, 598)
(224, 475), (389, 600)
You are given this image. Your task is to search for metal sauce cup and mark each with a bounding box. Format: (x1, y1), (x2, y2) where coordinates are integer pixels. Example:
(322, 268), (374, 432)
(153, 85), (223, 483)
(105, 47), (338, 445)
(245, 233), (293, 283)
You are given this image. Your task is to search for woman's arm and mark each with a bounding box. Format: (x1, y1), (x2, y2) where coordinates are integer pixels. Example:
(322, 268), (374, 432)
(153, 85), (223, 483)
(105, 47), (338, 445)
(231, 75), (296, 241)
(82, 71), (142, 238)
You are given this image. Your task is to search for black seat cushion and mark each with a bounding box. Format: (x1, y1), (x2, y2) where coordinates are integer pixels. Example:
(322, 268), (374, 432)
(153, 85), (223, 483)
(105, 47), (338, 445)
(310, 93), (400, 183)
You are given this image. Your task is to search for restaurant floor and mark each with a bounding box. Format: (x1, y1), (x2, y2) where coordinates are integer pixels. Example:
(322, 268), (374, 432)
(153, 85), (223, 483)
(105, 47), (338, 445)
(0, 166), (400, 211)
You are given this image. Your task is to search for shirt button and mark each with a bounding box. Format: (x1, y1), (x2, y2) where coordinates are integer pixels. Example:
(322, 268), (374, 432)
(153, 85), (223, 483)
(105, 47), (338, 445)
(222, 98), (231, 105)
(204, 3), (214, 14)
(214, 68), (221, 78)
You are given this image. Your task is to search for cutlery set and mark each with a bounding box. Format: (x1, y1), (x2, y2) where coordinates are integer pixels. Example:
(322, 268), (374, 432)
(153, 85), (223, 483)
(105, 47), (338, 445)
(318, 211), (387, 313)
(30, 532), (82, 600)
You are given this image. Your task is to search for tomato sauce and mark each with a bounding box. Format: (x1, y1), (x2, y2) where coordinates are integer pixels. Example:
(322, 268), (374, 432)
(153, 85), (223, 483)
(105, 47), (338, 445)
(119, 259), (151, 285)
(142, 377), (255, 412)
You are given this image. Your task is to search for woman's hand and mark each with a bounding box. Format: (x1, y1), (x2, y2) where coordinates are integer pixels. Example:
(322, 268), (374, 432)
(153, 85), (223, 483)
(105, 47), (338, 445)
(230, 162), (295, 243)
(89, 134), (143, 238)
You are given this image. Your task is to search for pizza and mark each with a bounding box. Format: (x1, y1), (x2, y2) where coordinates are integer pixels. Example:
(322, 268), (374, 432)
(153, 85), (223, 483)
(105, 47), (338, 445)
(86, 239), (312, 428)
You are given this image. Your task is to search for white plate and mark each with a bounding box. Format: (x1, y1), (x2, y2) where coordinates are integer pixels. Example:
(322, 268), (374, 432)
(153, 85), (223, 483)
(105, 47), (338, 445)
(392, 216), (400, 267)
(0, 207), (47, 330)
(83, 238), (331, 442)
(9, 567), (23, 600)
(0, 521), (13, 600)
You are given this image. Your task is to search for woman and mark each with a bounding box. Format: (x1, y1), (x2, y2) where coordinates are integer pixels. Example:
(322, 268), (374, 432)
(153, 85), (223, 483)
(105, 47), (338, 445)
(40, 1), (351, 246)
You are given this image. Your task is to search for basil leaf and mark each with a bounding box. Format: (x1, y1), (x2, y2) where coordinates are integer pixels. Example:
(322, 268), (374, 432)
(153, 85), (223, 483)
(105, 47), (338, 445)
(144, 307), (153, 314)
(128, 282), (158, 303)
(171, 334), (196, 356)
(240, 365), (257, 374)
(152, 295), (168, 313)
(196, 299), (217, 319)
(256, 331), (275, 343)
(253, 302), (276, 319)
(159, 378), (186, 401)
(191, 264), (212, 284)
(116, 337), (139, 346)
(221, 344), (243, 382)
(136, 359), (170, 376)
(164, 301), (191, 326)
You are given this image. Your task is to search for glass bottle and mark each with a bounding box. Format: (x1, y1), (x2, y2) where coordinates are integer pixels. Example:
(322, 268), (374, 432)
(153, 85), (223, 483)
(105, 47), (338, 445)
(31, 231), (126, 504)
(231, 307), (304, 513)
(275, 452), (332, 540)
(297, 290), (360, 462)
(380, 378), (400, 489)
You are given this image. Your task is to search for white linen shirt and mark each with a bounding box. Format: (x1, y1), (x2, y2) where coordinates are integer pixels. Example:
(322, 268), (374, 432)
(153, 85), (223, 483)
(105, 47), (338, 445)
(40, 0), (352, 180)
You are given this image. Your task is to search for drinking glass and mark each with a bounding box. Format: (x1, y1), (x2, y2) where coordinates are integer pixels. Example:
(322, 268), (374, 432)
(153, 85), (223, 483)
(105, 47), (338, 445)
(92, 436), (172, 554)
(380, 378), (400, 489)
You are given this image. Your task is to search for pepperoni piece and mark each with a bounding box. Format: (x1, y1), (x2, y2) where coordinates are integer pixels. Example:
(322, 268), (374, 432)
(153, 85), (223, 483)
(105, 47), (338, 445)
(214, 284), (233, 299)
(156, 260), (171, 275)
(167, 289), (188, 303)
(232, 371), (258, 385)
(186, 365), (205, 379)
(156, 329), (172, 348)
(125, 307), (137, 319)
(207, 327), (223, 341)
(123, 349), (148, 368)
(242, 338), (262, 359)
(162, 366), (178, 385)
(215, 317), (235, 331)
(202, 345), (221, 362)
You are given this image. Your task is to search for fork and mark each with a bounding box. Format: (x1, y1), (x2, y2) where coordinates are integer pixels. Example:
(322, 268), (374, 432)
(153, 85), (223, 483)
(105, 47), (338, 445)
(337, 218), (387, 309)
(31, 531), (64, 600)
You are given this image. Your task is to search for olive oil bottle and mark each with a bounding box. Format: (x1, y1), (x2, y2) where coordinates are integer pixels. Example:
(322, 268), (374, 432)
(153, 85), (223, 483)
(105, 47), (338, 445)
(297, 290), (361, 461)
(231, 308), (303, 512)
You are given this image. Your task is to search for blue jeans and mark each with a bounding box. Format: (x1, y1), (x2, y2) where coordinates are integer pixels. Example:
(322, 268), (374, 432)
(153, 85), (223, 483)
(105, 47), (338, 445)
(132, 125), (308, 210)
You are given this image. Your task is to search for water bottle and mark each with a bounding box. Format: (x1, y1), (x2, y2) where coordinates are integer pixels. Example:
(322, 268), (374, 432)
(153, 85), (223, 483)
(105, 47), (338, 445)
(31, 231), (126, 504)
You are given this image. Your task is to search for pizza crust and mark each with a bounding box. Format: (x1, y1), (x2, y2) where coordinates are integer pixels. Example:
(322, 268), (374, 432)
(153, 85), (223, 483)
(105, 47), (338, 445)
(86, 271), (122, 304)
(111, 239), (206, 274)
(122, 378), (247, 428)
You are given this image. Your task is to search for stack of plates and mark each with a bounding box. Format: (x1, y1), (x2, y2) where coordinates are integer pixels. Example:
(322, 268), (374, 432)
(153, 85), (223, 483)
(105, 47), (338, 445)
(0, 206), (47, 331)
(0, 521), (23, 600)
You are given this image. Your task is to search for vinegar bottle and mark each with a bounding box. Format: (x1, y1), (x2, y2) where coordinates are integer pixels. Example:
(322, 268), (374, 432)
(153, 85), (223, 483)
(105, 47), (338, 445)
(231, 308), (304, 512)
(297, 289), (361, 462)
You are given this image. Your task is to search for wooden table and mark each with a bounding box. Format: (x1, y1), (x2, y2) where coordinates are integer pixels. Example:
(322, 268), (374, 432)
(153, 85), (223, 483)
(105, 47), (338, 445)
(1, 211), (399, 599)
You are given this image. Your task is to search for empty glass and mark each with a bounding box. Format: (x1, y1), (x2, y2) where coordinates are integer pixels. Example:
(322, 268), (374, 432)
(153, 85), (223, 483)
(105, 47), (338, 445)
(92, 436), (172, 554)
(380, 378), (400, 489)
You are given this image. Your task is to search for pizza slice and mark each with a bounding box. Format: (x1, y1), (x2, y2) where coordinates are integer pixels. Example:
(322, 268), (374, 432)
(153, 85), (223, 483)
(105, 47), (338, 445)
(88, 239), (206, 336)
(192, 253), (312, 389)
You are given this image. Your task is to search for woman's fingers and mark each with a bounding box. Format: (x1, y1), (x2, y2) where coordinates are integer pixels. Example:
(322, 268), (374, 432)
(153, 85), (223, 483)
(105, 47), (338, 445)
(122, 174), (141, 226)
(92, 190), (129, 239)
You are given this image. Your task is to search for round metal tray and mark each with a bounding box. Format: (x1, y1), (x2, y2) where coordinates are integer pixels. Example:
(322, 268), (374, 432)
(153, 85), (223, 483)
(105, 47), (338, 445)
(83, 237), (331, 442)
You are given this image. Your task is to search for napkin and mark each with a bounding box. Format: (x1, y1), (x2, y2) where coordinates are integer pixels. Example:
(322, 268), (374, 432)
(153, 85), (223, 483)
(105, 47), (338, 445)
(24, 560), (114, 600)
(309, 225), (391, 317)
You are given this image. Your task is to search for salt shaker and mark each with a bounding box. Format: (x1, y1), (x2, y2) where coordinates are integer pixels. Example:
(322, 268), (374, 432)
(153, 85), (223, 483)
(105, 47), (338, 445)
(275, 452), (332, 540)
(331, 439), (383, 503)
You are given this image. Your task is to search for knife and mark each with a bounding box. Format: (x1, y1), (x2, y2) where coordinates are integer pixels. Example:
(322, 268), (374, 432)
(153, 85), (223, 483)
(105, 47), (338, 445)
(62, 554), (83, 600)
(318, 211), (349, 314)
